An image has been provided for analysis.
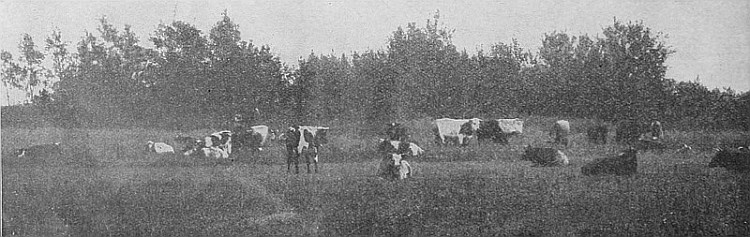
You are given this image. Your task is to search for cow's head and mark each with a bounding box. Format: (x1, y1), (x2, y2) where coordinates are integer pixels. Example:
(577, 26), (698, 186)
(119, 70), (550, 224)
(285, 126), (301, 147)
(390, 153), (404, 167)
(459, 118), (482, 135)
(314, 127), (330, 145)
(146, 141), (155, 152)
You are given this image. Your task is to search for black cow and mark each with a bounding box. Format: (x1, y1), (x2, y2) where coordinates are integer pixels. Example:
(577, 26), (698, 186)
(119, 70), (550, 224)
(582, 148), (638, 176)
(708, 148), (750, 172)
(477, 120), (509, 145)
(521, 146), (569, 167)
(587, 124), (608, 144)
(13, 143), (62, 158)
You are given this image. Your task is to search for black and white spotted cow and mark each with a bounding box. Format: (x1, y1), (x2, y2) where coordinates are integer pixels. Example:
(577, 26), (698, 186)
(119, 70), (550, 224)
(284, 126), (330, 173)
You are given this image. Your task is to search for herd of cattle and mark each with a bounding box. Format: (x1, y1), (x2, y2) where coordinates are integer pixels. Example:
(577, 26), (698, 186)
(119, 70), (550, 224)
(9, 118), (750, 179)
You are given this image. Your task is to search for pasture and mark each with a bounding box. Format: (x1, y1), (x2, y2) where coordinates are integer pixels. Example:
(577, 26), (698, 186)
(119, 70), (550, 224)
(3, 117), (750, 236)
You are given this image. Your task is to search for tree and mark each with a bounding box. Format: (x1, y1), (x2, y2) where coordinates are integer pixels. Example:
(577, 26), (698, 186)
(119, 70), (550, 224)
(1, 50), (23, 104)
(17, 33), (46, 103)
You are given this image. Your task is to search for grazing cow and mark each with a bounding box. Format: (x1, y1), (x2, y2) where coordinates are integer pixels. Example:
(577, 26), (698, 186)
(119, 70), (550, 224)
(521, 146), (569, 167)
(235, 125), (275, 152)
(205, 130), (233, 156)
(586, 124), (608, 144)
(550, 120), (571, 146)
(378, 153), (412, 180)
(708, 148), (750, 172)
(14, 143), (62, 158)
(286, 125), (330, 173)
(432, 118), (482, 146)
(385, 122), (409, 141)
(581, 148), (638, 176)
(145, 141), (175, 154)
(616, 120), (646, 144)
(477, 120), (507, 145)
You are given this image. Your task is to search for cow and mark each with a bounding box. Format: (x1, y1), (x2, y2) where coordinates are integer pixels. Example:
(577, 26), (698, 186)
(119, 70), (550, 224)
(586, 124), (608, 144)
(145, 141), (175, 154)
(284, 127), (302, 173)
(378, 153), (412, 180)
(377, 139), (425, 158)
(432, 118), (481, 146)
(477, 120), (509, 145)
(550, 120), (571, 146)
(708, 148), (750, 172)
(13, 143), (62, 158)
(286, 125), (330, 173)
(581, 148), (638, 176)
(204, 130), (233, 156)
(385, 122), (409, 141)
(184, 146), (230, 159)
(520, 146), (569, 167)
(235, 125), (275, 152)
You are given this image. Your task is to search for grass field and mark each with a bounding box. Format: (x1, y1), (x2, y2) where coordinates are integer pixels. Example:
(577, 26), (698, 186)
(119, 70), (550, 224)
(3, 117), (750, 236)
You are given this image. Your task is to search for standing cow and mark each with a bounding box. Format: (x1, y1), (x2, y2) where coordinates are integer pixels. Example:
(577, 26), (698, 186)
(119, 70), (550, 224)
(432, 118), (481, 146)
(550, 120), (571, 146)
(285, 125), (330, 174)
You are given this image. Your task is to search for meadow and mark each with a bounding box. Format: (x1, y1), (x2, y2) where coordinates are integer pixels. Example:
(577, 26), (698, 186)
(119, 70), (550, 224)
(2, 117), (749, 236)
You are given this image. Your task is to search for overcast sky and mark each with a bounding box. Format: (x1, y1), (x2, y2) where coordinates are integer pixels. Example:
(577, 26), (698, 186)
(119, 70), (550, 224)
(1, 0), (749, 105)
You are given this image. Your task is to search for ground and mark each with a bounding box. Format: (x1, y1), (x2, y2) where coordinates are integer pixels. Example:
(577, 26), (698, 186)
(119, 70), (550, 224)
(2, 117), (750, 236)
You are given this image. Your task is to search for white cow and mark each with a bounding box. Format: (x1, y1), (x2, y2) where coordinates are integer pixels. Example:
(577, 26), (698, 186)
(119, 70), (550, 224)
(145, 141), (175, 154)
(432, 118), (482, 146)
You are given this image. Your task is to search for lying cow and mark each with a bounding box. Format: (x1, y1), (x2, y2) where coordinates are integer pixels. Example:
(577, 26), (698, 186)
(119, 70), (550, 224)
(14, 143), (62, 158)
(205, 130), (233, 156)
(378, 153), (412, 180)
(521, 146), (569, 167)
(185, 146), (230, 159)
(432, 118), (481, 146)
(550, 120), (571, 146)
(285, 125), (330, 173)
(586, 124), (608, 144)
(708, 148), (750, 172)
(581, 148), (638, 176)
(145, 141), (175, 154)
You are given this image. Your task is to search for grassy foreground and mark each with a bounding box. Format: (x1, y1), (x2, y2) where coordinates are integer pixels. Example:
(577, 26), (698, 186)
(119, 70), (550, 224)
(3, 118), (750, 236)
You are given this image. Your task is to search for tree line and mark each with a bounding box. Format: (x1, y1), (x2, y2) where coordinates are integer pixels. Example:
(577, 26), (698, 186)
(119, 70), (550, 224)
(2, 12), (748, 130)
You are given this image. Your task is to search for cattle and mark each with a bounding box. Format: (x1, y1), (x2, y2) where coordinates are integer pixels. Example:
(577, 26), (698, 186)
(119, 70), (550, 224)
(550, 120), (571, 146)
(586, 124), (608, 144)
(377, 153), (412, 180)
(284, 127), (302, 173)
(385, 122), (409, 141)
(13, 143), (62, 158)
(285, 125), (330, 173)
(235, 125), (275, 152)
(520, 146), (569, 167)
(145, 141), (175, 154)
(377, 139), (425, 158)
(477, 120), (509, 145)
(204, 130), (233, 156)
(432, 118), (481, 146)
(184, 146), (230, 159)
(581, 148), (638, 176)
(708, 148), (750, 172)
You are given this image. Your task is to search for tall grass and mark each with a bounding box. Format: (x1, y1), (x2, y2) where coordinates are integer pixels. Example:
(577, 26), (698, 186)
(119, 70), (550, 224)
(3, 119), (750, 236)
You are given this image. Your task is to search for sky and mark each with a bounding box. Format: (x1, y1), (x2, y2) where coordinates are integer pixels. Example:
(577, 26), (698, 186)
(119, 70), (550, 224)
(1, 0), (749, 105)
